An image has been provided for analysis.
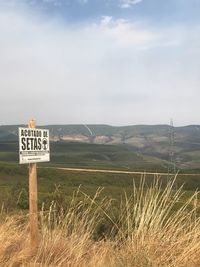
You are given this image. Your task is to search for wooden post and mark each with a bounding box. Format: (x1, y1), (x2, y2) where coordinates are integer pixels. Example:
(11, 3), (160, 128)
(28, 119), (39, 250)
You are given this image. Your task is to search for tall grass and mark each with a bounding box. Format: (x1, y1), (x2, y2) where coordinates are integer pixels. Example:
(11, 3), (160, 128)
(0, 176), (200, 267)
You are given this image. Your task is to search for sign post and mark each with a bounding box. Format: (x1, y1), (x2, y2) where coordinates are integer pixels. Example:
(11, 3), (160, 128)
(19, 119), (50, 250)
(28, 119), (39, 250)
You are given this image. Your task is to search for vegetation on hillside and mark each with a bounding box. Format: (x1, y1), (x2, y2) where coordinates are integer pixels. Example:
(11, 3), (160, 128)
(1, 124), (200, 168)
(0, 141), (168, 171)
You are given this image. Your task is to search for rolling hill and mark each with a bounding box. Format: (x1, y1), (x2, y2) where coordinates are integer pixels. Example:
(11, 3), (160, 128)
(1, 124), (200, 169)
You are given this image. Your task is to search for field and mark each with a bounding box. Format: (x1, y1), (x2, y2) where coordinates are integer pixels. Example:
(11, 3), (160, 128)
(0, 160), (200, 213)
(1, 141), (200, 266)
(0, 140), (200, 211)
(1, 174), (200, 266)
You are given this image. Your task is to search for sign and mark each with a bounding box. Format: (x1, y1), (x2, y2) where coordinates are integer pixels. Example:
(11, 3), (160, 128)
(19, 127), (50, 164)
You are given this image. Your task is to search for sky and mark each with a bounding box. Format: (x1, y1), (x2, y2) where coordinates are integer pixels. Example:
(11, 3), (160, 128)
(0, 0), (200, 126)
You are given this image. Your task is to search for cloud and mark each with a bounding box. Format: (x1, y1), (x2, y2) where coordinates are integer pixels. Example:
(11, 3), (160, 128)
(119, 0), (143, 8)
(0, 5), (199, 125)
(93, 16), (181, 50)
(98, 16), (157, 47)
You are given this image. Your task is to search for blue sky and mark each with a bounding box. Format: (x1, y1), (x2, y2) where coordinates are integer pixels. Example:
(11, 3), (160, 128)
(2, 0), (199, 24)
(0, 0), (200, 125)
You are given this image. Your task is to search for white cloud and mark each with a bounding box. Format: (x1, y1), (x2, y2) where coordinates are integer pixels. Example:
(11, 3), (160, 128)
(119, 0), (143, 8)
(0, 6), (199, 125)
(98, 16), (157, 47)
(93, 16), (181, 50)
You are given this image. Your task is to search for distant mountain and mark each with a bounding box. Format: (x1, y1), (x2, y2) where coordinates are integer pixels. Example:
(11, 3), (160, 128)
(1, 124), (200, 168)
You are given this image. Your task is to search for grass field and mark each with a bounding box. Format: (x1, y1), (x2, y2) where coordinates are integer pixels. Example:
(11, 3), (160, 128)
(1, 176), (200, 267)
(0, 139), (200, 213)
(0, 161), (200, 213)
(1, 140), (200, 265)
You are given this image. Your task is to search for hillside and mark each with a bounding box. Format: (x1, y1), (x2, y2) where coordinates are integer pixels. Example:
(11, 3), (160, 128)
(1, 124), (200, 169)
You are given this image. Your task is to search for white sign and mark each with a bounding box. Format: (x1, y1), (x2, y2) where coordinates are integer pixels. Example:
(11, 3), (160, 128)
(19, 127), (50, 164)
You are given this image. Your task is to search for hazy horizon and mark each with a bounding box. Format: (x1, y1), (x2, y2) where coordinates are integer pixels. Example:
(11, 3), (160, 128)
(1, 122), (200, 128)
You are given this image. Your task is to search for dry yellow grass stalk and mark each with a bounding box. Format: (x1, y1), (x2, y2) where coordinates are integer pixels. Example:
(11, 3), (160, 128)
(0, 176), (200, 267)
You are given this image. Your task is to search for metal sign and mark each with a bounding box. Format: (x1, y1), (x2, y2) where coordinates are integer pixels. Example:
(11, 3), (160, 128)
(19, 127), (50, 164)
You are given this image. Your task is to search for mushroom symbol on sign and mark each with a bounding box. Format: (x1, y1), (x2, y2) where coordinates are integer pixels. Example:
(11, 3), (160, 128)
(42, 138), (48, 150)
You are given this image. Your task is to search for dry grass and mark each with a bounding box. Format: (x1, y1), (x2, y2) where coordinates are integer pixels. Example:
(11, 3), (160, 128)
(0, 176), (200, 267)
